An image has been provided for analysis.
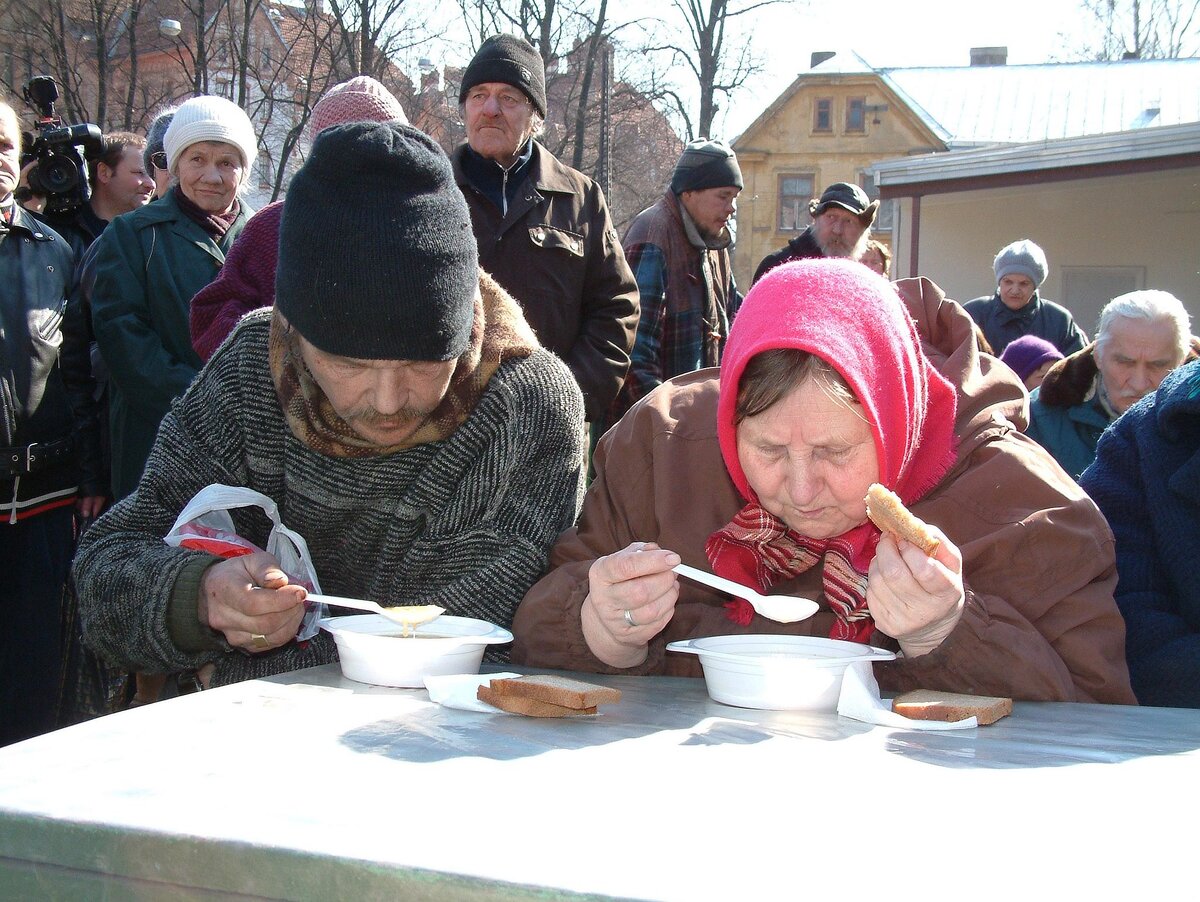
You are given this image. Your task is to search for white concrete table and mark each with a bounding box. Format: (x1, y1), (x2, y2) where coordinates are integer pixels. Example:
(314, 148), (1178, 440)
(0, 664), (1196, 900)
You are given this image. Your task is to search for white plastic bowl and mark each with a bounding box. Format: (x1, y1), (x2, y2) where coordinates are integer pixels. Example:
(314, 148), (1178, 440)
(667, 634), (895, 711)
(322, 614), (512, 688)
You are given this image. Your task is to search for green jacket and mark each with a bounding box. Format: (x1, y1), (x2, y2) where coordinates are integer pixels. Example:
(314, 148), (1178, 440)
(90, 190), (250, 499)
(1027, 387), (1110, 480)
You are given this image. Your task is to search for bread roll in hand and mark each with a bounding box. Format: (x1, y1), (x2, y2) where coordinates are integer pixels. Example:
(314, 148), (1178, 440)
(865, 483), (940, 557)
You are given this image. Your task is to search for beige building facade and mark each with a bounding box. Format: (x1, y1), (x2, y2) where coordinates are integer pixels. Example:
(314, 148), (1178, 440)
(732, 57), (943, 287)
(730, 52), (1200, 304)
(874, 123), (1200, 334)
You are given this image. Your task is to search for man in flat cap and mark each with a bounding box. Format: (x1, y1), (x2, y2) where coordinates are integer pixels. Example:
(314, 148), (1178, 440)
(752, 182), (878, 284)
(452, 34), (639, 427)
(74, 122), (585, 687)
(604, 138), (743, 427)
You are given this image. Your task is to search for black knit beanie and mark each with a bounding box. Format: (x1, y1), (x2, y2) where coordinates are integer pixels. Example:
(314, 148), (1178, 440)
(670, 139), (743, 195)
(275, 121), (477, 361)
(458, 34), (548, 118)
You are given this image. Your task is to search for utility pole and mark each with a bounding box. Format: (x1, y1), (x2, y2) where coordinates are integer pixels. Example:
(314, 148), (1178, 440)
(596, 41), (612, 199)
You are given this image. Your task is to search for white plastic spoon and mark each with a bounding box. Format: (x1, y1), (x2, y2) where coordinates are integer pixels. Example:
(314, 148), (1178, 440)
(672, 563), (818, 624)
(308, 593), (445, 629)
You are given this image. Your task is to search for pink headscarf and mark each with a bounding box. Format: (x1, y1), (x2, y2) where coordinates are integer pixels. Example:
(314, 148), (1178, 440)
(707, 259), (958, 639)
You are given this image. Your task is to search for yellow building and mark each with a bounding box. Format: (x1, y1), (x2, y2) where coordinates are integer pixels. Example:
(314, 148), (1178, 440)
(732, 50), (1200, 297)
(732, 51), (944, 288)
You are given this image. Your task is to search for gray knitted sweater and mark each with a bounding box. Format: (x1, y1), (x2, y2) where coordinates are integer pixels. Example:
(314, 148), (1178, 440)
(74, 311), (585, 686)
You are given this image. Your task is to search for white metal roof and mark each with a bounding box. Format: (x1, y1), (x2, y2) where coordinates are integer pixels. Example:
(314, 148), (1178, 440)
(871, 121), (1200, 187)
(879, 57), (1200, 145)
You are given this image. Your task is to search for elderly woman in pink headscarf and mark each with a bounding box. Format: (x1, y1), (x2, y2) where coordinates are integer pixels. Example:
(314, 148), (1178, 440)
(512, 259), (1135, 703)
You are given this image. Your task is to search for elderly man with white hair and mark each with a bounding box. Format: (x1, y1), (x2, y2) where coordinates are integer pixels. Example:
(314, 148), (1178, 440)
(1027, 289), (1193, 479)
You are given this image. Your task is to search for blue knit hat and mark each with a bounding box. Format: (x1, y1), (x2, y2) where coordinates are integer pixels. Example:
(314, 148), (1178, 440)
(142, 108), (176, 172)
(994, 239), (1048, 286)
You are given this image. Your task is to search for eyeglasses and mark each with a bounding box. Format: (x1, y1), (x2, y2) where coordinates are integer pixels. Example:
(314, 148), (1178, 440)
(464, 89), (531, 113)
(150, 151), (168, 171)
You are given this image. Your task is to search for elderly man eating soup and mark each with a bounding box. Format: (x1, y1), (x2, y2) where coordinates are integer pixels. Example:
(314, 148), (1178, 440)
(512, 259), (1135, 704)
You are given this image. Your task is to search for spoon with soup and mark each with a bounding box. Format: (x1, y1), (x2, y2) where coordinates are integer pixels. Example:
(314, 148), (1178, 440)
(308, 592), (444, 634)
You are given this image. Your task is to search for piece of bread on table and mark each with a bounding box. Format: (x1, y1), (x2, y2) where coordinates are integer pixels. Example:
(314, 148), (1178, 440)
(477, 683), (597, 717)
(892, 689), (1012, 725)
(865, 483), (940, 557)
(484, 674), (622, 709)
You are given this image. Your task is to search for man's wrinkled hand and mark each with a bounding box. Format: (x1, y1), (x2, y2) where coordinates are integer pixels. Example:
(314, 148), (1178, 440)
(198, 551), (307, 652)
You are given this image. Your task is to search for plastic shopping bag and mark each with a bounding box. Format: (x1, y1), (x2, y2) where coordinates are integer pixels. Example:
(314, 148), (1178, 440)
(164, 484), (325, 641)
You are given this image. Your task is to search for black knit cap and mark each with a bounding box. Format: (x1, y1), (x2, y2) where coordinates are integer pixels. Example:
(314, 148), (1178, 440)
(276, 121), (477, 361)
(458, 34), (548, 118)
(670, 139), (743, 195)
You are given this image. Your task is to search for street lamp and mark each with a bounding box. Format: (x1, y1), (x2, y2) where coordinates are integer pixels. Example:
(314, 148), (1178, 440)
(159, 19), (182, 38)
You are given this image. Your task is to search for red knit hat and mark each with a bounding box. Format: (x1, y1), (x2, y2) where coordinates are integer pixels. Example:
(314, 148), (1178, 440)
(717, 259), (958, 507)
(309, 76), (408, 138)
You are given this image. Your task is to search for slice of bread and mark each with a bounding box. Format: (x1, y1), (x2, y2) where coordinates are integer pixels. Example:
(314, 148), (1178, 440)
(892, 689), (1012, 725)
(477, 683), (597, 717)
(865, 483), (940, 557)
(485, 674), (622, 709)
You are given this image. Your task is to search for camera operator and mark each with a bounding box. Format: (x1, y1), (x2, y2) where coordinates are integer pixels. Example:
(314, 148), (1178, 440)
(15, 159), (47, 213)
(0, 98), (100, 745)
(34, 131), (153, 260)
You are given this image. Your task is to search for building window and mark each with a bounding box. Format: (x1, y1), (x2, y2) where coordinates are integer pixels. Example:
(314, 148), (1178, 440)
(858, 171), (893, 232)
(846, 97), (866, 133)
(778, 173), (815, 231)
(813, 98), (832, 133)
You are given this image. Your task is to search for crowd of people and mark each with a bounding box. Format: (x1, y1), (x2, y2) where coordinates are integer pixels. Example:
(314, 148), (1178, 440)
(3, 33), (1197, 747)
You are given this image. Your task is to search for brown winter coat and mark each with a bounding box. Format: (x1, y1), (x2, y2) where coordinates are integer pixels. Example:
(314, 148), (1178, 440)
(512, 278), (1136, 704)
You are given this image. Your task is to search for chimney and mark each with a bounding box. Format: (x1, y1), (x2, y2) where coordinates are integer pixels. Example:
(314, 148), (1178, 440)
(970, 46), (1008, 66)
(811, 51), (836, 69)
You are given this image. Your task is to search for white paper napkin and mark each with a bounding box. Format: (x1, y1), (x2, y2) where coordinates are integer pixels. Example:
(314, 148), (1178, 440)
(836, 661), (979, 730)
(424, 672), (524, 713)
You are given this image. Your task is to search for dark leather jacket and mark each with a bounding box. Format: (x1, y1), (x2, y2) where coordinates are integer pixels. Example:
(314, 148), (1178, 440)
(752, 226), (823, 285)
(0, 205), (91, 520)
(452, 141), (638, 421)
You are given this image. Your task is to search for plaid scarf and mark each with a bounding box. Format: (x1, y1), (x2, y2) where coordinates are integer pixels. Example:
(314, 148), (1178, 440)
(269, 271), (538, 457)
(706, 504), (880, 641)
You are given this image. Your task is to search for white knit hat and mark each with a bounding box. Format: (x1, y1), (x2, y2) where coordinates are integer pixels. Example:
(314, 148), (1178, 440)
(163, 95), (258, 183)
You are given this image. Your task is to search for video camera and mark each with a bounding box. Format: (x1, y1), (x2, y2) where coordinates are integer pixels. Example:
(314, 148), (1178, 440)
(20, 75), (103, 215)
